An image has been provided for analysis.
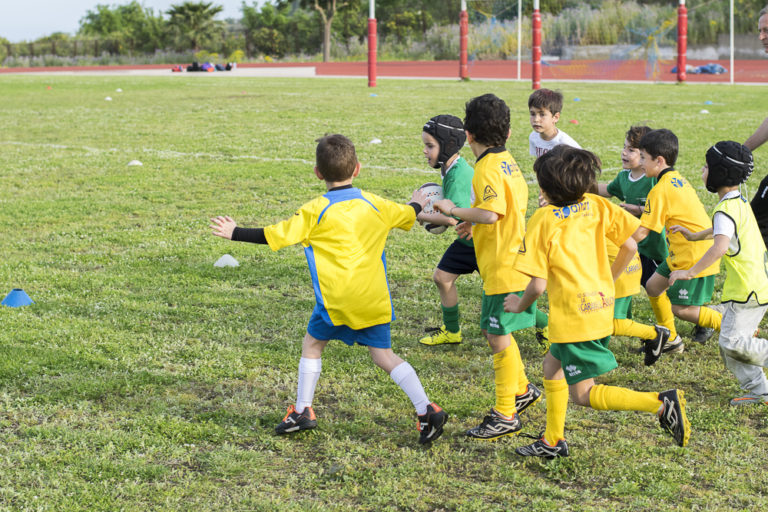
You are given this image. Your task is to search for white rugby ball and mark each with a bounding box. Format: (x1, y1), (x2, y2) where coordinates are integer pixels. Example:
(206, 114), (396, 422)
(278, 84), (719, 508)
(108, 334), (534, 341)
(420, 182), (448, 234)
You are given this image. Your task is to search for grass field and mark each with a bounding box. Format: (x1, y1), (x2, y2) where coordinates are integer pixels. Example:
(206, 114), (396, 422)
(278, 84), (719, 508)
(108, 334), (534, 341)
(1, 74), (768, 511)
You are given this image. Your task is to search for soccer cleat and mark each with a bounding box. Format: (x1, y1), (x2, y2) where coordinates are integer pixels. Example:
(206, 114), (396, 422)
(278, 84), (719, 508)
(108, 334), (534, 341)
(515, 383), (542, 415)
(419, 326), (462, 346)
(658, 389), (691, 447)
(729, 393), (768, 406)
(466, 408), (521, 440)
(535, 326), (551, 354)
(662, 335), (685, 354)
(417, 402), (448, 444)
(275, 405), (317, 435)
(516, 437), (570, 459)
(692, 325), (715, 344)
(643, 325), (671, 366)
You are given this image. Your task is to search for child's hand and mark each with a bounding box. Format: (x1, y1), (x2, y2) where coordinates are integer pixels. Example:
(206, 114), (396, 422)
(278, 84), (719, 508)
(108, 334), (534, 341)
(433, 198), (456, 215)
(669, 225), (695, 240)
(668, 269), (693, 286)
(210, 216), (237, 239)
(504, 293), (521, 313)
(620, 203), (643, 216)
(410, 187), (428, 209)
(456, 221), (472, 240)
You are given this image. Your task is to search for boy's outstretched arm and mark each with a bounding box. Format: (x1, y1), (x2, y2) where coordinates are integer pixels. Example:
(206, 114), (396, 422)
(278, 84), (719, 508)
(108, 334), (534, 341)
(612, 236), (638, 282)
(669, 225), (713, 241)
(210, 216), (237, 239)
(504, 277), (546, 313)
(668, 235), (728, 285)
(433, 199), (499, 224)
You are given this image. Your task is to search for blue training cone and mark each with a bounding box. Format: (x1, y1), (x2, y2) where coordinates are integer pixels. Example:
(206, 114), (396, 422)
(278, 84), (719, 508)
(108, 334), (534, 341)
(2, 288), (34, 307)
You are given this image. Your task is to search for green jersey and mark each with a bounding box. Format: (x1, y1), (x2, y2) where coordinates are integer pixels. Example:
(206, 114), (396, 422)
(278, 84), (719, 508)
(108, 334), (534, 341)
(607, 170), (668, 261)
(443, 156), (474, 247)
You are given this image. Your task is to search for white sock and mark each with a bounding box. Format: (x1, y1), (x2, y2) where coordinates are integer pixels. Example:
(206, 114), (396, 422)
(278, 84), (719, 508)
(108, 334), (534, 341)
(296, 357), (322, 413)
(390, 362), (429, 415)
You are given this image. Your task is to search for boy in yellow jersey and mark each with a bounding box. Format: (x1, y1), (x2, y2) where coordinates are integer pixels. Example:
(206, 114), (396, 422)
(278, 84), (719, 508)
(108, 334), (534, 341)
(209, 134), (448, 445)
(670, 142), (768, 405)
(506, 145), (690, 458)
(634, 129), (723, 355)
(433, 93), (540, 440)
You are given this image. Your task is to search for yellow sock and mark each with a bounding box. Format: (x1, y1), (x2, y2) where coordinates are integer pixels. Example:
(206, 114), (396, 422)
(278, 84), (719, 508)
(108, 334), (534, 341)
(493, 343), (520, 417)
(510, 335), (530, 395)
(649, 293), (677, 339)
(543, 378), (569, 446)
(613, 318), (657, 340)
(589, 384), (661, 413)
(698, 306), (722, 330)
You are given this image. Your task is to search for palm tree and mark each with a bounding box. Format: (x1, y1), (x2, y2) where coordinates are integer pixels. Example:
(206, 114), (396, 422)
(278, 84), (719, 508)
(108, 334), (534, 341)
(166, 1), (224, 52)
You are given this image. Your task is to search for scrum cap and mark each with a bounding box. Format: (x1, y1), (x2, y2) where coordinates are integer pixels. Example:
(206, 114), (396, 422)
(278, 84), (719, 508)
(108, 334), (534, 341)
(705, 141), (754, 193)
(423, 115), (466, 170)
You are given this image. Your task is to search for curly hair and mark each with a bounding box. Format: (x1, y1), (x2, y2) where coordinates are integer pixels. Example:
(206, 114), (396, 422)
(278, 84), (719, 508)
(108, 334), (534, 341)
(464, 93), (510, 147)
(625, 125), (652, 148)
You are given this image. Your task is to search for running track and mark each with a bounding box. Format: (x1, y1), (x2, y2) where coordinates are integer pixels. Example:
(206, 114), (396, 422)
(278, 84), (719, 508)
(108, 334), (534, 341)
(2, 59), (767, 83)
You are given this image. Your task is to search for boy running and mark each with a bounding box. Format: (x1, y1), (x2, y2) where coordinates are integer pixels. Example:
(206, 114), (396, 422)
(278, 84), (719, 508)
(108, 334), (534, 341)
(210, 134), (447, 444)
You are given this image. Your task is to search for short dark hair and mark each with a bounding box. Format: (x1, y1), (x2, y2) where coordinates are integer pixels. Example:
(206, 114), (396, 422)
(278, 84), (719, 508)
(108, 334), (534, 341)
(638, 129), (678, 167)
(528, 88), (563, 115)
(315, 134), (358, 182)
(534, 145), (602, 207)
(625, 125), (652, 148)
(464, 93), (510, 147)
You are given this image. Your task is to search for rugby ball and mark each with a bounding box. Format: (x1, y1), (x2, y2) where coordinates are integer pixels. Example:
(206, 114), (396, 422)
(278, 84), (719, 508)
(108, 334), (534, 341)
(420, 182), (448, 234)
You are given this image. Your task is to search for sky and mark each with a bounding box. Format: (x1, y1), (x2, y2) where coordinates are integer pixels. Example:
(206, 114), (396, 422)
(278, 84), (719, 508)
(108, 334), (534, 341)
(0, 1), (267, 42)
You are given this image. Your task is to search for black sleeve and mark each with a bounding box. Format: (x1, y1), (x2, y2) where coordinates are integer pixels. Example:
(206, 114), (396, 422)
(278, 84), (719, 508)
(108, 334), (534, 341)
(232, 227), (268, 244)
(409, 202), (423, 216)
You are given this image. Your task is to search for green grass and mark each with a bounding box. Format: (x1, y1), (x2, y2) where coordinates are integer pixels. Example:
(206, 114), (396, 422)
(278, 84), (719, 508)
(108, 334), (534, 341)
(1, 74), (767, 511)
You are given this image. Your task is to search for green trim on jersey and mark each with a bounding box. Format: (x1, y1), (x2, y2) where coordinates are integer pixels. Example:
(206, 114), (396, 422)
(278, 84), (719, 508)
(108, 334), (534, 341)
(608, 170), (668, 261)
(443, 156), (474, 247)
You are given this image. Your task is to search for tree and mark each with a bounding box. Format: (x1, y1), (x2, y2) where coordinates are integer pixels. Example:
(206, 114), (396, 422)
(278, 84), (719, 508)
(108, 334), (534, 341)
(79, 2), (166, 53)
(166, 1), (224, 52)
(279, 0), (356, 62)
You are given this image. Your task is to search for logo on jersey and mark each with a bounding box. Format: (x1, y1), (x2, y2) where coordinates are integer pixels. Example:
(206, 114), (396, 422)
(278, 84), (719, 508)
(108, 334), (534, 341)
(644, 199), (651, 215)
(518, 237), (527, 254)
(577, 291), (614, 314)
(553, 200), (589, 219)
(500, 160), (520, 176)
(671, 177), (685, 188)
(483, 185), (497, 202)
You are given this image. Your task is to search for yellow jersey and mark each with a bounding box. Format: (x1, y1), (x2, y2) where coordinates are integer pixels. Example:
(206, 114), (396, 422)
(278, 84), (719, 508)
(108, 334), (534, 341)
(514, 194), (640, 343)
(264, 186), (416, 330)
(471, 147), (529, 294)
(607, 239), (642, 299)
(640, 169), (719, 275)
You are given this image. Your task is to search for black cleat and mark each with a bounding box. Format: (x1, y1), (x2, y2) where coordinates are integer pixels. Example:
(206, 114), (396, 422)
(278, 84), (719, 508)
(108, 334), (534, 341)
(466, 408), (521, 440)
(275, 405), (317, 434)
(692, 325), (715, 343)
(515, 383), (542, 415)
(516, 437), (570, 459)
(658, 389), (691, 447)
(418, 403), (448, 444)
(643, 325), (670, 366)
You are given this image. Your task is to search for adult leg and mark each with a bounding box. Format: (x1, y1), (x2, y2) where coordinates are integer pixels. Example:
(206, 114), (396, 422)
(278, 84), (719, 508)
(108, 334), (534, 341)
(719, 302), (768, 397)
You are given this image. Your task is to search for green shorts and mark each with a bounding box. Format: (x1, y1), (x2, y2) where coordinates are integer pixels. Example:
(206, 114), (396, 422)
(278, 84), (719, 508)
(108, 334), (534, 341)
(613, 296), (633, 320)
(550, 336), (617, 385)
(480, 291), (536, 335)
(656, 260), (716, 306)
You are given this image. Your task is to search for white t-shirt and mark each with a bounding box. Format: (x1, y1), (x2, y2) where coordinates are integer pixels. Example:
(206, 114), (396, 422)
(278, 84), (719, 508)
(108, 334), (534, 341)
(713, 190), (740, 253)
(529, 129), (581, 158)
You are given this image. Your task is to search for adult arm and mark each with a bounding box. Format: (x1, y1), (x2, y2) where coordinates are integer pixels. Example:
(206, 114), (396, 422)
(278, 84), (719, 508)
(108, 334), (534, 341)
(745, 117), (768, 151)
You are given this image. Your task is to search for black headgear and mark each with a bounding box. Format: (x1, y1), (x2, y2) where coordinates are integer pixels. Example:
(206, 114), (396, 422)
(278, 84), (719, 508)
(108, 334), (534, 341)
(705, 141), (754, 193)
(423, 115), (466, 170)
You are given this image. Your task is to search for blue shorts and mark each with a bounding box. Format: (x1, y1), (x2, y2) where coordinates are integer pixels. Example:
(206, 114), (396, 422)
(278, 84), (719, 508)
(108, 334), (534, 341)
(437, 240), (478, 275)
(307, 307), (391, 348)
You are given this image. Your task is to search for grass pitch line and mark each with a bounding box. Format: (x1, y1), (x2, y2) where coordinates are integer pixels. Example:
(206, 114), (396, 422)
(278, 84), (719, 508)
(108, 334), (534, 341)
(0, 140), (432, 174)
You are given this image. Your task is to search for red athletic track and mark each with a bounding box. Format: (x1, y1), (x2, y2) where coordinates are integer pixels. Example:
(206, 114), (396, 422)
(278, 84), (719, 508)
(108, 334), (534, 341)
(2, 59), (767, 83)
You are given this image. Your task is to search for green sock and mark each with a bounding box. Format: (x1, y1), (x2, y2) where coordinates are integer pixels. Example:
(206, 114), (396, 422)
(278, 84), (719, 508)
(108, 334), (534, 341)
(442, 304), (460, 333)
(535, 308), (548, 329)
